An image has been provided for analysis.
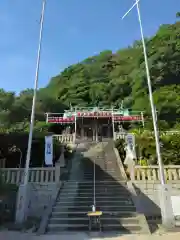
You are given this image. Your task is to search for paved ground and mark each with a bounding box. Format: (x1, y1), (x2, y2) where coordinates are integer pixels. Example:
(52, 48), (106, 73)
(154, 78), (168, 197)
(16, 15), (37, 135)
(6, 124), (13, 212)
(1, 231), (180, 240)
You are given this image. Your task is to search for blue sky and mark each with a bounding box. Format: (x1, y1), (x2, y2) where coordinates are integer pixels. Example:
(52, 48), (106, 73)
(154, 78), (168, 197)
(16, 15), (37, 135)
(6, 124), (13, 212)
(0, 0), (179, 93)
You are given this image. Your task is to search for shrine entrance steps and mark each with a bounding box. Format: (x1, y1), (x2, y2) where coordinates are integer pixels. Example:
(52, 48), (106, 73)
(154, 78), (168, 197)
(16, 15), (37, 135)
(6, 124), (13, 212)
(46, 141), (149, 234)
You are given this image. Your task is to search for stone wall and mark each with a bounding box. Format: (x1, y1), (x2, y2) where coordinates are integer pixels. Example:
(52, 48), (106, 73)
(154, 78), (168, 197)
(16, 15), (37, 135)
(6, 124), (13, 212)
(27, 182), (61, 218)
(132, 180), (180, 216)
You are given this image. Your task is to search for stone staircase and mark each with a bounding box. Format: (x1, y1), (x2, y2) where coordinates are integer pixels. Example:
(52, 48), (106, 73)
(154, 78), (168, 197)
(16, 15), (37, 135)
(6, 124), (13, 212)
(46, 141), (148, 233)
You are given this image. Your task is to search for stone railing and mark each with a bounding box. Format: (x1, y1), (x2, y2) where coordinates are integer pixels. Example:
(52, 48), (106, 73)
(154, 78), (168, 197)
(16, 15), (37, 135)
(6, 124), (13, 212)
(53, 134), (75, 143)
(0, 166), (61, 185)
(130, 165), (180, 181)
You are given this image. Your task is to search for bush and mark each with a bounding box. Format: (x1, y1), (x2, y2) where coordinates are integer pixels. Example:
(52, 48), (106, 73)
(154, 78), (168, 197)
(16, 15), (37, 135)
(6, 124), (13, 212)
(133, 131), (180, 165)
(0, 133), (62, 168)
(0, 171), (18, 224)
(115, 138), (126, 161)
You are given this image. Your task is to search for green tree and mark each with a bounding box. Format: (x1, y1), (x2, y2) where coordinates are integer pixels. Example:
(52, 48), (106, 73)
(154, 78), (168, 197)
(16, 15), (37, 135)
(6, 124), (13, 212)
(176, 12), (180, 18)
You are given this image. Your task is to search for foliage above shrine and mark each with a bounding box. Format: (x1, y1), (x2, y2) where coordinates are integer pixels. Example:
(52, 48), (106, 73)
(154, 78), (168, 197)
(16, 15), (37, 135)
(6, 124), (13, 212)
(41, 20), (180, 128)
(0, 20), (180, 131)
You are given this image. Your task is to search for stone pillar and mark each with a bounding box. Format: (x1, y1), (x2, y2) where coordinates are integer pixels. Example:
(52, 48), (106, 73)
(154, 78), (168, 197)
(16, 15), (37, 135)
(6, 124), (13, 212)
(158, 184), (175, 229)
(58, 145), (65, 168)
(16, 184), (30, 223)
(108, 126), (111, 138)
(55, 161), (61, 183)
(95, 120), (98, 142)
(129, 165), (135, 180)
(0, 158), (6, 168)
(92, 128), (95, 141)
(73, 132), (76, 143)
(124, 147), (135, 180)
(81, 127), (84, 139)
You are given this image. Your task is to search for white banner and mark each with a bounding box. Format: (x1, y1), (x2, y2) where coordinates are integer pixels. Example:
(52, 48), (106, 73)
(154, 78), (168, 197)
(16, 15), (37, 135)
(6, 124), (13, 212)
(45, 136), (53, 165)
(126, 133), (136, 159)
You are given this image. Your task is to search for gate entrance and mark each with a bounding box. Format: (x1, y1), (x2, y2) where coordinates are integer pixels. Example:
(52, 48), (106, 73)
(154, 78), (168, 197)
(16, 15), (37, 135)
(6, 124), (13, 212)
(46, 107), (144, 142)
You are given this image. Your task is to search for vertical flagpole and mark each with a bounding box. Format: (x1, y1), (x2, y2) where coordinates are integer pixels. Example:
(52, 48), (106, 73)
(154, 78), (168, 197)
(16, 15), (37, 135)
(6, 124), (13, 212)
(122, 0), (165, 186)
(93, 153), (96, 207)
(74, 107), (77, 143)
(135, 1), (165, 185)
(111, 107), (115, 140)
(24, 0), (46, 186)
(122, 1), (174, 228)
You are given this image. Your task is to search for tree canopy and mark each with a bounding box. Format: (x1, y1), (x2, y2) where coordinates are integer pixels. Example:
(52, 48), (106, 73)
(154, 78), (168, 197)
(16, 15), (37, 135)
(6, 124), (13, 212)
(0, 20), (180, 131)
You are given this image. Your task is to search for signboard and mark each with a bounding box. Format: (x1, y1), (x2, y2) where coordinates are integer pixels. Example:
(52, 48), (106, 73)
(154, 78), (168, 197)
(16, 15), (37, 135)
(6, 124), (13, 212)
(113, 116), (141, 121)
(47, 115), (142, 122)
(48, 117), (75, 123)
(171, 196), (180, 216)
(126, 133), (136, 158)
(45, 136), (53, 165)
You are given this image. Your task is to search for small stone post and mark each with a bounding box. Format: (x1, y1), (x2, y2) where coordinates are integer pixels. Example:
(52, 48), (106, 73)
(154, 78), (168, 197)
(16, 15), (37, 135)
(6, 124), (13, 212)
(73, 133), (76, 143)
(55, 161), (61, 183)
(124, 146), (135, 180)
(81, 127), (84, 139)
(129, 163), (135, 181)
(0, 158), (6, 168)
(158, 184), (175, 229)
(59, 145), (65, 168)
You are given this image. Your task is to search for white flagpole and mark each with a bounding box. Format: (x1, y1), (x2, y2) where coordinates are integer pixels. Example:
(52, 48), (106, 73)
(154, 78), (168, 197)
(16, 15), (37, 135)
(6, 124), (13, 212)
(121, 0), (176, 229)
(24, 0), (46, 186)
(122, 0), (165, 185)
(111, 106), (115, 140)
(122, 0), (140, 19)
(74, 107), (77, 143)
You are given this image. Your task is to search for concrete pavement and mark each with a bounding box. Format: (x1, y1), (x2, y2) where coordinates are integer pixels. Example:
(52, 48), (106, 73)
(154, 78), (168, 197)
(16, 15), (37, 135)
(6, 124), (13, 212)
(1, 231), (180, 240)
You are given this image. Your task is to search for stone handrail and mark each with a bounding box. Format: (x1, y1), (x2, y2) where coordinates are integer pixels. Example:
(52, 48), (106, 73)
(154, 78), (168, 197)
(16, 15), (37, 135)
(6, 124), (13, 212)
(131, 165), (180, 181)
(54, 134), (75, 143)
(0, 167), (57, 184)
(113, 148), (128, 180)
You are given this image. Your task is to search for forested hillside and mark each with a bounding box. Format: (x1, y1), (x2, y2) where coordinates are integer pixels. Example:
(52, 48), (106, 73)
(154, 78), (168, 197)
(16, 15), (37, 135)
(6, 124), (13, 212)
(1, 20), (180, 132)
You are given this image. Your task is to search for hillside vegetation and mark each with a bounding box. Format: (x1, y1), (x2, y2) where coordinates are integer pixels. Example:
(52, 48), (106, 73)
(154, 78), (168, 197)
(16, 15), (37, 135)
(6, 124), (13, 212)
(0, 21), (180, 132)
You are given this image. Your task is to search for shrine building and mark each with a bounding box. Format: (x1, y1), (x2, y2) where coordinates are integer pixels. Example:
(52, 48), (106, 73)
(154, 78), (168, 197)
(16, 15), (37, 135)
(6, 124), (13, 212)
(46, 107), (144, 143)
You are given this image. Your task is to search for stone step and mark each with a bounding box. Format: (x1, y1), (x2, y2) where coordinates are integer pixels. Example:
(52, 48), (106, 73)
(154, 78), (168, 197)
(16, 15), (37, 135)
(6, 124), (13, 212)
(53, 205), (136, 212)
(59, 192), (131, 197)
(82, 177), (122, 181)
(83, 170), (119, 173)
(58, 196), (131, 201)
(66, 179), (126, 184)
(64, 182), (127, 187)
(62, 188), (130, 194)
(49, 217), (139, 225)
(83, 169), (119, 172)
(64, 185), (128, 189)
(47, 223), (141, 232)
(83, 175), (121, 179)
(64, 184), (127, 189)
(51, 211), (137, 218)
(56, 200), (133, 205)
(55, 204), (134, 209)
